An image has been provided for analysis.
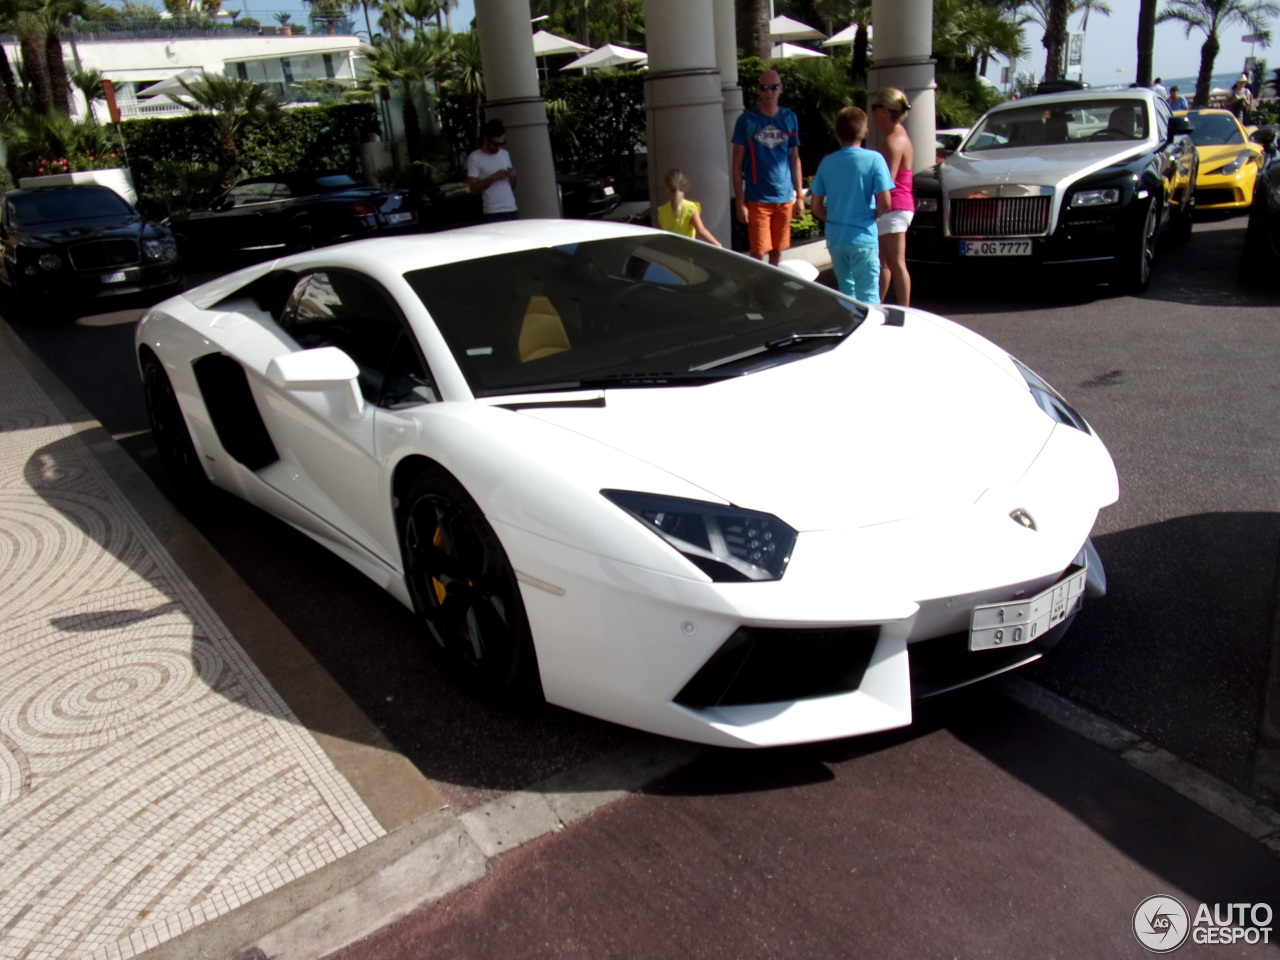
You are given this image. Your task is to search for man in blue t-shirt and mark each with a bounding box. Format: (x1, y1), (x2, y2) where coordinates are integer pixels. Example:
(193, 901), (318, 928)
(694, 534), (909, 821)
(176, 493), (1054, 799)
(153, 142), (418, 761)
(809, 106), (893, 303)
(732, 69), (804, 265)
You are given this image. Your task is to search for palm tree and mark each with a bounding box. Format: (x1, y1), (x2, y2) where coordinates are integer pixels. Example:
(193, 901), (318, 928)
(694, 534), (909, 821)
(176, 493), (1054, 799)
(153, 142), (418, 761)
(1137, 0), (1157, 84)
(1157, 0), (1280, 105)
(435, 29), (483, 142)
(70, 66), (103, 122)
(1016, 0), (1107, 80)
(364, 35), (432, 166)
(937, 0), (1026, 77)
(176, 73), (280, 190)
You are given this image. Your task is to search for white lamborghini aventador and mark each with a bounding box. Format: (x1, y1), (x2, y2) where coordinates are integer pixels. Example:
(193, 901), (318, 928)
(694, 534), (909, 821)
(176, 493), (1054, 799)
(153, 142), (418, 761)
(136, 219), (1118, 748)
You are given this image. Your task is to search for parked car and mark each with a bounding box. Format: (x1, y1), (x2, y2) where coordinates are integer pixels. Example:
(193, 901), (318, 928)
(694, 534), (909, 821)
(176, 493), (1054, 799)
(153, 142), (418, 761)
(136, 220), (1117, 748)
(0, 184), (182, 313)
(169, 171), (417, 257)
(1175, 108), (1265, 213)
(1242, 126), (1280, 280)
(556, 168), (623, 219)
(908, 86), (1198, 294)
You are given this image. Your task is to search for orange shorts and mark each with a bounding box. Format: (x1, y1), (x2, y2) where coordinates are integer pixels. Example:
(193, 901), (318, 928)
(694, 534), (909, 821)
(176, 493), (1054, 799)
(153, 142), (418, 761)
(747, 201), (793, 254)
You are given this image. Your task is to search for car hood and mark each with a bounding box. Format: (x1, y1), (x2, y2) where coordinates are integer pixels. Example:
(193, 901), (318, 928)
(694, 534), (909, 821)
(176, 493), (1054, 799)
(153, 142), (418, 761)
(1194, 142), (1260, 167)
(942, 142), (1145, 190)
(23, 216), (144, 243)
(514, 309), (1057, 532)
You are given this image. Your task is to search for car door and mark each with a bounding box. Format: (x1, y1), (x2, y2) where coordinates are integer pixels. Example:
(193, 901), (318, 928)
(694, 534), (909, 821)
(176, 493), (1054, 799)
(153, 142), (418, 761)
(256, 268), (438, 565)
(1154, 99), (1195, 214)
(183, 181), (287, 251)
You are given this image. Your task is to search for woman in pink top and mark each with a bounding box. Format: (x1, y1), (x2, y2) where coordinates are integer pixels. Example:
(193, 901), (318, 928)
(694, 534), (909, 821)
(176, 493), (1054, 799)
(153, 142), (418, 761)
(872, 88), (914, 307)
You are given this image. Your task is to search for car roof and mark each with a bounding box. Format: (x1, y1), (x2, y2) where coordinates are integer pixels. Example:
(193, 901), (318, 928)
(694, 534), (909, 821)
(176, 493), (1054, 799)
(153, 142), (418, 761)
(235, 171), (365, 187)
(286, 219), (658, 273)
(988, 86), (1157, 112)
(4, 184), (126, 199)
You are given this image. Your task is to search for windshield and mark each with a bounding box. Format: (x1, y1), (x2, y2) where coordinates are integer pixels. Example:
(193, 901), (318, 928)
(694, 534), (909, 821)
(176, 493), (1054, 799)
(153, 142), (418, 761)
(967, 98), (1150, 150)
(405, 234), (868, 397)
(1185, 112), (1245, 146)
(10, 188), (134, 227)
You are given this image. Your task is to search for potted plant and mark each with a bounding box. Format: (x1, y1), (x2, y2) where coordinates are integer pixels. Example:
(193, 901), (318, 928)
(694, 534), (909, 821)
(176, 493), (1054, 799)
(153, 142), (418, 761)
(274, 11), (292, 35)
(2, 111), (136, 203)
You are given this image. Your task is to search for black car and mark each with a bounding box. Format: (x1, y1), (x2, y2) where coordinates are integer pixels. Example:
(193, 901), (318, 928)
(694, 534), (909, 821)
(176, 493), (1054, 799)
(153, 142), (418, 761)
(170, 171), (417, 258)
(907, 87), (1198, 294)
(1242, 126), (1280, 282)
(0, 185), (182, 311)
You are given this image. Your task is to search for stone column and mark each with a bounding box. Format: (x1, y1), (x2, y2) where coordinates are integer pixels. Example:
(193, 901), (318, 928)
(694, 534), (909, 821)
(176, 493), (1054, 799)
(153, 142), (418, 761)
(474, 0), (560, 218)
(867, 0), (936, 173)
(643, 0), (730, 245)
(713, 0), (743, 170)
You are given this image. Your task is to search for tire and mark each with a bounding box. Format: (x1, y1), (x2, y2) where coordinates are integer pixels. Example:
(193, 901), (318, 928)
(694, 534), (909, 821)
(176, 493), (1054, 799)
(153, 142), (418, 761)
(142, 353), (211, 498)
(398, 468), (542, 703)
(1115, 197), (1157, 295)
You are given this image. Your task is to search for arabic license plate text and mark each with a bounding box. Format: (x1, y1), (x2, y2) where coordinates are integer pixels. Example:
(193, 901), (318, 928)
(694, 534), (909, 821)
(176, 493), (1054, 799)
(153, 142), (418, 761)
(969, 566), (1087, 651)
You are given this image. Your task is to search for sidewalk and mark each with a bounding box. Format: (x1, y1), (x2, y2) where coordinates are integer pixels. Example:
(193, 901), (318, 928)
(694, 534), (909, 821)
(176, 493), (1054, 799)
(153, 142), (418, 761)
(0, 323), (442, 960)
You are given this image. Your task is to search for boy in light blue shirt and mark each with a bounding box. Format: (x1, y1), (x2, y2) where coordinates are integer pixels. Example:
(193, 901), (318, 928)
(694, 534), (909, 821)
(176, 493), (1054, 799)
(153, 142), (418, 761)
(809, 106), (894, 302)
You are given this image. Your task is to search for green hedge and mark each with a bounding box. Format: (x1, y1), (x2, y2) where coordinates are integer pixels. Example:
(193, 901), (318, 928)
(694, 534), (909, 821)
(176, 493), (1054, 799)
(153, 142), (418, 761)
(121, 101), (379, 213)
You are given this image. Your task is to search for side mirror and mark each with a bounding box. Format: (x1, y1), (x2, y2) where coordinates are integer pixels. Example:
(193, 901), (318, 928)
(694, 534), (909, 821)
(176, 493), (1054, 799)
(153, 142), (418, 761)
(266, 346), (363, 419)
(1251, 127), (1276, 148)
(776, 259), (820, 282)
(1169, 116), (1194, 138)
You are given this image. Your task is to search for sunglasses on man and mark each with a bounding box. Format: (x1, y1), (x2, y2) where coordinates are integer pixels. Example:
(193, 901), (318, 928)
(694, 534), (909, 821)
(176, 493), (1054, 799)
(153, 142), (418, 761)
(759, 83), (781, 91)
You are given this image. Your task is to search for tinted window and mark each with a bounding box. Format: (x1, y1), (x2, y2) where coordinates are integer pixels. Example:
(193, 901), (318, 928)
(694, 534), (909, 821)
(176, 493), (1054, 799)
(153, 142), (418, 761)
(280, 270), (436, 407)
(228, 182), (284, 204)
(968, 98), (1150, 149)
(312, 174), (364, 189)
(405, 234), (867, 397)
(10, 188), (134, 226)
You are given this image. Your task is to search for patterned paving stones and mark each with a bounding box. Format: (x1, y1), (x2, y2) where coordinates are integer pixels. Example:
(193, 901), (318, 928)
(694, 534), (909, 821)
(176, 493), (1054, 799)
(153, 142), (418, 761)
(0, 342), (385, 960)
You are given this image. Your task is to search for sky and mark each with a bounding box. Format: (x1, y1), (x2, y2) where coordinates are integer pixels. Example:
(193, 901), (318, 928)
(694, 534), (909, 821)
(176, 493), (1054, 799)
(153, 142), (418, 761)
(195, 0), (1270, 88)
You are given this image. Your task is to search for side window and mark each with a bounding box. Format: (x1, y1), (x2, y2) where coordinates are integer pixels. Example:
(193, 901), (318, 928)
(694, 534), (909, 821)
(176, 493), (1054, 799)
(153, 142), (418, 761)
(1153, 99), (1170, 142)
(229, 182), (282, 205)
(279, 271), (437, 407)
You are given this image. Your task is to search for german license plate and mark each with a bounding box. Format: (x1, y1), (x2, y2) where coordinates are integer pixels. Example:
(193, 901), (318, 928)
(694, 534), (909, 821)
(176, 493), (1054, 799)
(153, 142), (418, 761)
(388, 211), (414, 224)
(969, 566), (1087, 651)
(960, 240), (1032, 256)
(102, 271), (127, 284)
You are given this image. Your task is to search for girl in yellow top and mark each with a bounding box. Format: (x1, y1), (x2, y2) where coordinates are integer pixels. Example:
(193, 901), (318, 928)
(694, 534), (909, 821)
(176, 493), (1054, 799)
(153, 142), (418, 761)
(656, 169), (721, 245)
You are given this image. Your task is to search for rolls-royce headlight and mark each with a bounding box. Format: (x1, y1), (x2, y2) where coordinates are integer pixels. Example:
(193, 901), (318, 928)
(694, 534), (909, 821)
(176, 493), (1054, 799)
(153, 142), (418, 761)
(1011, 357), (1091, 434)
(915, 197), (939, 213)
(37, 252), (62, 272)
(1216, 151), (1253, 175)
(602, 490), (796, 582)
(1070, 188), (1120, 207)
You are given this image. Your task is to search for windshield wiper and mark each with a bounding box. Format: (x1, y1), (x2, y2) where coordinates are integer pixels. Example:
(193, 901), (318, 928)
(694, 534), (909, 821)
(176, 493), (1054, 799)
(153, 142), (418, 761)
(693, 326), (855, 372)
(578, 370), (739, 388)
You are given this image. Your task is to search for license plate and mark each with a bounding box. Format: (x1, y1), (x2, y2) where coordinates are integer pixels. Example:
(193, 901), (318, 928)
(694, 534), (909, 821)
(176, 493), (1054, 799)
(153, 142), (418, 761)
(960, 240), (1032, 256)
(969, 566), (1087, 651)
(387, 211), (414, 224)
(101, 271), (127, 284)
(602, 185), (615, 196)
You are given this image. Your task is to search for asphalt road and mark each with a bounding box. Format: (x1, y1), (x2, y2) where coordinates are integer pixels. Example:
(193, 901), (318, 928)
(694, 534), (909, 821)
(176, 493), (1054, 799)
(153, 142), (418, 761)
(6, 211), (1278, 817)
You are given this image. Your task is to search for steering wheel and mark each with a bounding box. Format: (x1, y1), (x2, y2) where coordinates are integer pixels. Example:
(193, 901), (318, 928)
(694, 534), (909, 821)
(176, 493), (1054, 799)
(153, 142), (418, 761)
(1089, 127), (1129, 141)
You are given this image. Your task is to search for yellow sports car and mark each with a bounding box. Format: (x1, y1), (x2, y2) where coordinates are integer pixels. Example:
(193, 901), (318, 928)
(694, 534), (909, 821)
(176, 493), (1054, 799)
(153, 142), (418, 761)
(1176, 108), (1265, 212)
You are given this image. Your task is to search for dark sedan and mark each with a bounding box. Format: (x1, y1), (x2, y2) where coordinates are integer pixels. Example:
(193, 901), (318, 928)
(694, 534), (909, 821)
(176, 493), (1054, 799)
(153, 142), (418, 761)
(0, 184), (182, 312)
(170, 172), (417, 257)
(907, 87), (1197, 294)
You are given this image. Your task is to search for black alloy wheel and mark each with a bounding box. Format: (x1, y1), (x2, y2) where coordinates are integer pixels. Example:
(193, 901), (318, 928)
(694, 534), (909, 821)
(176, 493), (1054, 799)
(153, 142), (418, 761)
(399, 469), (542, 703)
(1117, 197), (1158, 295)
(142, 353), (210, 497)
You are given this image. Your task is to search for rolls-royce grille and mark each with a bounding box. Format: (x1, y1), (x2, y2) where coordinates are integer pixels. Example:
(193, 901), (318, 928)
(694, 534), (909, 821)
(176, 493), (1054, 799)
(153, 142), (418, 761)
(950, 196), (1051, 237)
(68, 239), (139, 271)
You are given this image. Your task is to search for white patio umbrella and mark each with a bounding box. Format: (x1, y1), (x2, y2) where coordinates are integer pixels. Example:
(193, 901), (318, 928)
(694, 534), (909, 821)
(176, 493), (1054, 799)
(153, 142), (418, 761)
(821, 23), (871, 48)
(561, 43), (647, 71)
(771, 42), (828, 59)
(769, 15), (824, 41)
(532, 29), (590, 57)
(136, 68), (205, 99)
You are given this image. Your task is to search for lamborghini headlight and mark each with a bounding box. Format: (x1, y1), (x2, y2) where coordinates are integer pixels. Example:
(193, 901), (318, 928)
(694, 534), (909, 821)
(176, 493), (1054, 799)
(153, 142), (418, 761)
(602, 490), (797, 582)
(1011, 357), (1091, 434)
(1215, 151), (1253, 176)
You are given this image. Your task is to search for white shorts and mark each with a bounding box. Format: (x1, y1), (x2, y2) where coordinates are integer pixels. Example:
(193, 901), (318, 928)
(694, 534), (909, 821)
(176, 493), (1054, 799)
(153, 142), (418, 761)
(877, 210), (914, 235)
